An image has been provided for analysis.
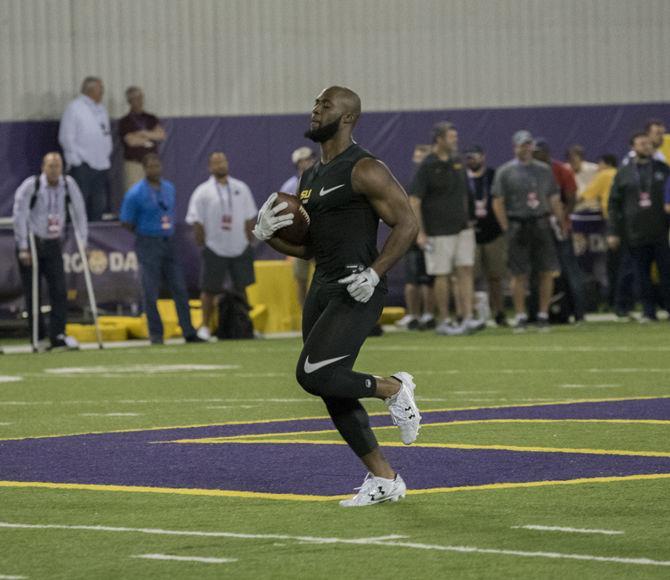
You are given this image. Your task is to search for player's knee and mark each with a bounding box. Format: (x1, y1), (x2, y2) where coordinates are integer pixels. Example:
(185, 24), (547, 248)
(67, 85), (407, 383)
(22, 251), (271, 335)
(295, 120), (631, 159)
(296, 362), (335, 397)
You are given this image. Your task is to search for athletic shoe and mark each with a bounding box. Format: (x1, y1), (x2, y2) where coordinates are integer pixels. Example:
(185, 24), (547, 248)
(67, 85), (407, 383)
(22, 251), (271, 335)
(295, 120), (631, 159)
(536, 317), (551, 332)
(512, 316), (528, 333)
(64, 335), (80, 349)
(494, 312), (509, 327)
(639, 315), (657, 324)
(395, 315), (419, 330)
(436, 321), (469, 336)
(463, 318), (486, 332)
(196, 326), (212, 341)
(418, 313), (436, 330)
(339, 473), (407, 507)
(49, 334), (79, 351)
(386, 372), (421, 444)
(185, 334), (207, 343)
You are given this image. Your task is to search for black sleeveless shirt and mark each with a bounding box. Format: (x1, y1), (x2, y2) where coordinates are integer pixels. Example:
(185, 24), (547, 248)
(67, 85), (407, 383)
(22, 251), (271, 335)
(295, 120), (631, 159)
(298, 143), (386, 289)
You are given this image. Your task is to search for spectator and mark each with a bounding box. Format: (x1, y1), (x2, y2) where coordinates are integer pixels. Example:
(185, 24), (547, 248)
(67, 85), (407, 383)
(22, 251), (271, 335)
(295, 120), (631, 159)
(396, 144), (436, 330)
(280, 146), (316, 194)
(118, 86), (166, 193)
(622, 119), (667, 166)
(465, 145), (507, 326)
(566, 144), (599, 199)
(492, 130), (565, 331)
(534, 139), (586, 323)
(12, 152), (87, 350)
(279, 146), (316, 306)
(409, 122), (483, 335)
(580, 154), (618, 217)
(58, 76), (112, 221)
(186, 152), (258, 341)
(608, 132), (670, 322)
(120, 153), (204, 345)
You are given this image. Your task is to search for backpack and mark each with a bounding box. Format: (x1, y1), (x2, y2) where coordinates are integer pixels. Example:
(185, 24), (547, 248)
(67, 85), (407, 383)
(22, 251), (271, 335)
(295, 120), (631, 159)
(216, 291), (255, 340)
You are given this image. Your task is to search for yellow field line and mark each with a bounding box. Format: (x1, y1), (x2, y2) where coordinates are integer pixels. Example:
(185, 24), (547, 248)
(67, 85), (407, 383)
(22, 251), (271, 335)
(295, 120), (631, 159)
(2, 472), (670, 501)
(1, 395), (667, 442)
(167, 436), (670, 458)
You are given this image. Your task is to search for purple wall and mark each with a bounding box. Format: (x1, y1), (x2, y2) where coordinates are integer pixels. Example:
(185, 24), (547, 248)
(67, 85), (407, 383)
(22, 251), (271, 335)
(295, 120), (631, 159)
(2, 101), (668, 312)
(1, 102), (668, 221)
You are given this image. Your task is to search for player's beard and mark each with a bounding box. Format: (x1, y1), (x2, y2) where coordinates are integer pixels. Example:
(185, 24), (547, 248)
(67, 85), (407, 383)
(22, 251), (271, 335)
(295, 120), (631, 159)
(304, 116), (342, 143)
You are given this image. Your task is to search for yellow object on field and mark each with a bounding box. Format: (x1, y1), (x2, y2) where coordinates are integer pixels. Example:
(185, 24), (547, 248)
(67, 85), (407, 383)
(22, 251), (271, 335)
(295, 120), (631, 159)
(246, 260), (303, 333)
(65, 322), (127, 342)
(379, 307), (406, 325)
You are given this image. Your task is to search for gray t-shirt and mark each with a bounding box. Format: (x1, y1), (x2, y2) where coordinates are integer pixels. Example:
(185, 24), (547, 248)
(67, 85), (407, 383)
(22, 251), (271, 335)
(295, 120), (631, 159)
(491, 159), (558, 219)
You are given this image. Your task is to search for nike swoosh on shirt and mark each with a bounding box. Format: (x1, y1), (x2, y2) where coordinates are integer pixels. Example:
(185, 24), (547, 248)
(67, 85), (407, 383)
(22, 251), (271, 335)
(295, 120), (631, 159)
(303, 354), (350, 374)
(319, 184), (345, 197)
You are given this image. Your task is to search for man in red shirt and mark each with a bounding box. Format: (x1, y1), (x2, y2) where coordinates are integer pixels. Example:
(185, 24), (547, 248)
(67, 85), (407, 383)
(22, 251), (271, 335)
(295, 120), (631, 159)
(533, 139), (586, 323)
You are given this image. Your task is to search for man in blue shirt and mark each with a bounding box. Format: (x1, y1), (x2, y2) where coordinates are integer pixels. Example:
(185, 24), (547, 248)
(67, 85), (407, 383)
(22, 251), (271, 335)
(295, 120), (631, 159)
(120, 153), (203, 344)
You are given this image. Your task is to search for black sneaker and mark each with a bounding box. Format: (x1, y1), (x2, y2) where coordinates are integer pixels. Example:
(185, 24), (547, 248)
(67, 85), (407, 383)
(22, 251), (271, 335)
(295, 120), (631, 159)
(49, 337), (67, 351)
(536, 317), (551, 332)
(185, 334), (207, 343)
(494, 312), (509, 327)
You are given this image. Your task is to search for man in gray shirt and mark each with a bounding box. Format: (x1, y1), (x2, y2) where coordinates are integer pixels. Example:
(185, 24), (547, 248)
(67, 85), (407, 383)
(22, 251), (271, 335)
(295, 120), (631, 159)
(492, 130), (564, 331)
(13, 152), (88, 349)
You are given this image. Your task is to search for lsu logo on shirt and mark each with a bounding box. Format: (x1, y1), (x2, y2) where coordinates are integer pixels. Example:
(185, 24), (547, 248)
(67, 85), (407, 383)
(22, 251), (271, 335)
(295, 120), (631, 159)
(299, 189), (312, 204)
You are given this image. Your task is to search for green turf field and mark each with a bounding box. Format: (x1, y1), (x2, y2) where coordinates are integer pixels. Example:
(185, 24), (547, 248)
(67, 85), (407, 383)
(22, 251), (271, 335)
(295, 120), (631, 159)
(1, 322), (669, 579)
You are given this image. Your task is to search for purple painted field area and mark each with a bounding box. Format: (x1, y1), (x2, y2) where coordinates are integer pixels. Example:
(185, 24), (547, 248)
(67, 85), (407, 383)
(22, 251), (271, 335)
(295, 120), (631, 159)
(1, 398), (669, 497)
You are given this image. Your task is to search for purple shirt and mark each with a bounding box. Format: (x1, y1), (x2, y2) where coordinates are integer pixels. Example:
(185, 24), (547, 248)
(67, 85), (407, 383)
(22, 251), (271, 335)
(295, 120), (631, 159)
(118, 111), (160, 162)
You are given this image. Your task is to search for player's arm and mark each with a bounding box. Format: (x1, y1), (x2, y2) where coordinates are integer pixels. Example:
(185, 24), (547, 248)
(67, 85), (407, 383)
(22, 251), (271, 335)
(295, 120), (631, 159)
(352, 157), (419, 277)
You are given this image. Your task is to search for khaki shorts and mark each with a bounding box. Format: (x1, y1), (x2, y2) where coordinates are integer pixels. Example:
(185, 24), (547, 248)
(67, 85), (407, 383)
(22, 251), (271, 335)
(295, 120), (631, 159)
(425, 228), (476, 276)
(475, 235), (507, 280)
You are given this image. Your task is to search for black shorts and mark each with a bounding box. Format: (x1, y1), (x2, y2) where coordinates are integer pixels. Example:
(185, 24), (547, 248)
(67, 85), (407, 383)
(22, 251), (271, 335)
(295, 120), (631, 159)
(507, 218), (560, 276)
(201, 245), (255, 294)
(404, 245), (434, 286)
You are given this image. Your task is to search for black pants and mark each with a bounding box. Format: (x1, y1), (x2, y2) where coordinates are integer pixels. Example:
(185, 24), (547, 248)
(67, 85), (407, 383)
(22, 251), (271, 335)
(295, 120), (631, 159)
(630, 241), (670, 318)
(69, 163), (108, 221)
(17, 239), (67, 342)
(296, 281), (384, 457)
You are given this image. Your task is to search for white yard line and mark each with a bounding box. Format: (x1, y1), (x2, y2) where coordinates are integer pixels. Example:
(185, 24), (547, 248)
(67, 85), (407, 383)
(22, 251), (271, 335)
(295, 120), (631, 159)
(560, 384), (622, 389)
(0, 522), (666, 568)
(0, 377), (22, 383)
(0, 575), (27, 579)
(131, 554), (237, 564)
(513, 525), (624, 536)
(79, 413), (142, 417)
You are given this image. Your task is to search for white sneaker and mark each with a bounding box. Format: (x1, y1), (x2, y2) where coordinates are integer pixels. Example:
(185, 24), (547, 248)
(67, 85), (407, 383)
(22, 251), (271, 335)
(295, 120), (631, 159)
(386, 372), (421, 444)
(339, 472), (407, 507)
(394, 314), (418, 329)
(64, 335), (80, 349)
(463, 317), (486, 332)
(196, 326), (211, 341)
(436, 321), (468, 336)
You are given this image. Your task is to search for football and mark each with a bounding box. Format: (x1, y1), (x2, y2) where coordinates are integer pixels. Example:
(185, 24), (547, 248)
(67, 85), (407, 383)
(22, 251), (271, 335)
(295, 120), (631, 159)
(273, 192), (310, 245)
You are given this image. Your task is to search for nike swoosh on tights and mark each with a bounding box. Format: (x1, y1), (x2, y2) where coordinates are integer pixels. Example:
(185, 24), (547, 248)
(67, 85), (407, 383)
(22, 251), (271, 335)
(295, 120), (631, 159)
(303, 354), (350, 374)
(319, 184), (345, 197)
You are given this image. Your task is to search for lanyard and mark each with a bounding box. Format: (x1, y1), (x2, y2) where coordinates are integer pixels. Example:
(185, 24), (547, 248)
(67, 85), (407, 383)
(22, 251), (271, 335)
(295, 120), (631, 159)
(216, 182), (232, 215)
(149, 183), (168, 211)
(635, 161), (652, 192)
(468, 171), (489, 201)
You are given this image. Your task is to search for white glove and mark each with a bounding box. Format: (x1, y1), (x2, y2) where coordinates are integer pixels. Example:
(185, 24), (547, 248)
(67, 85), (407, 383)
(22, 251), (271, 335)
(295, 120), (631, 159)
(338, 267), (380, 303)
(253, 193), (294, 241)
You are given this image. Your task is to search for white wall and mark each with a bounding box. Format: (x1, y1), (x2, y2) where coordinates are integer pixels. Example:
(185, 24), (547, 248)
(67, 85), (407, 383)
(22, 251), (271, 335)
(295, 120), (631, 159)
(1, 0), (668, 121)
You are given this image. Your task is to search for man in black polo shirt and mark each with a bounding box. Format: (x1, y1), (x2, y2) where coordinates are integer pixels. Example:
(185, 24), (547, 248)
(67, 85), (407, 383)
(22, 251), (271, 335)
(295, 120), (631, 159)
(608, 132), (670, 322)
(409, 122), (483, 335)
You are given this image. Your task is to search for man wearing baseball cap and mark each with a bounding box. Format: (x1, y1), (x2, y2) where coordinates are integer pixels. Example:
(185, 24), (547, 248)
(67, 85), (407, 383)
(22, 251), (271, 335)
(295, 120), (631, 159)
(491, 130), (565, 331)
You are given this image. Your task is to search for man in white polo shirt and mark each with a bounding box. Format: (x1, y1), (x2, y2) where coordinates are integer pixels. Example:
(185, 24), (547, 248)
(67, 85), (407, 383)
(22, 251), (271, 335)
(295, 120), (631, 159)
(58, 76), (113, 221)
(186, 152), (258, 340)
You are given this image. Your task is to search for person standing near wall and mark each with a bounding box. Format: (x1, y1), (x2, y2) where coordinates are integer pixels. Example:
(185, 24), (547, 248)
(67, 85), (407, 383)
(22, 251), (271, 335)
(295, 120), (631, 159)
(566, 144), (599, 200)
(120, 153), (204, 345)
(465, 145), (507, 326)
(492, 131), (565, 332)
(279, 146), (316, 306)
(186, 152), (257, 341)
(608, 132), (670, 322)
(409, 122), (483, 336)
(118, 86), (166, 193)
(12, 152), (88, 350)
(58, 76), (112, 221)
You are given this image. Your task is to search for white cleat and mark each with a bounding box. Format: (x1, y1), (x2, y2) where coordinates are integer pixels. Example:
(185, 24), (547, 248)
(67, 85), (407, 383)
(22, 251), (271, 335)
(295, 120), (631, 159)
(386, 372), (422, 445)
(339, 473), (407, 507)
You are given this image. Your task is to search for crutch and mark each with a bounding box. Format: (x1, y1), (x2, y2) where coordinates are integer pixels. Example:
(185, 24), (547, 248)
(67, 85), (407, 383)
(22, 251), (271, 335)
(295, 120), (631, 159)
(28, 230), (40, 353)
(67, 200), (103, 349)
